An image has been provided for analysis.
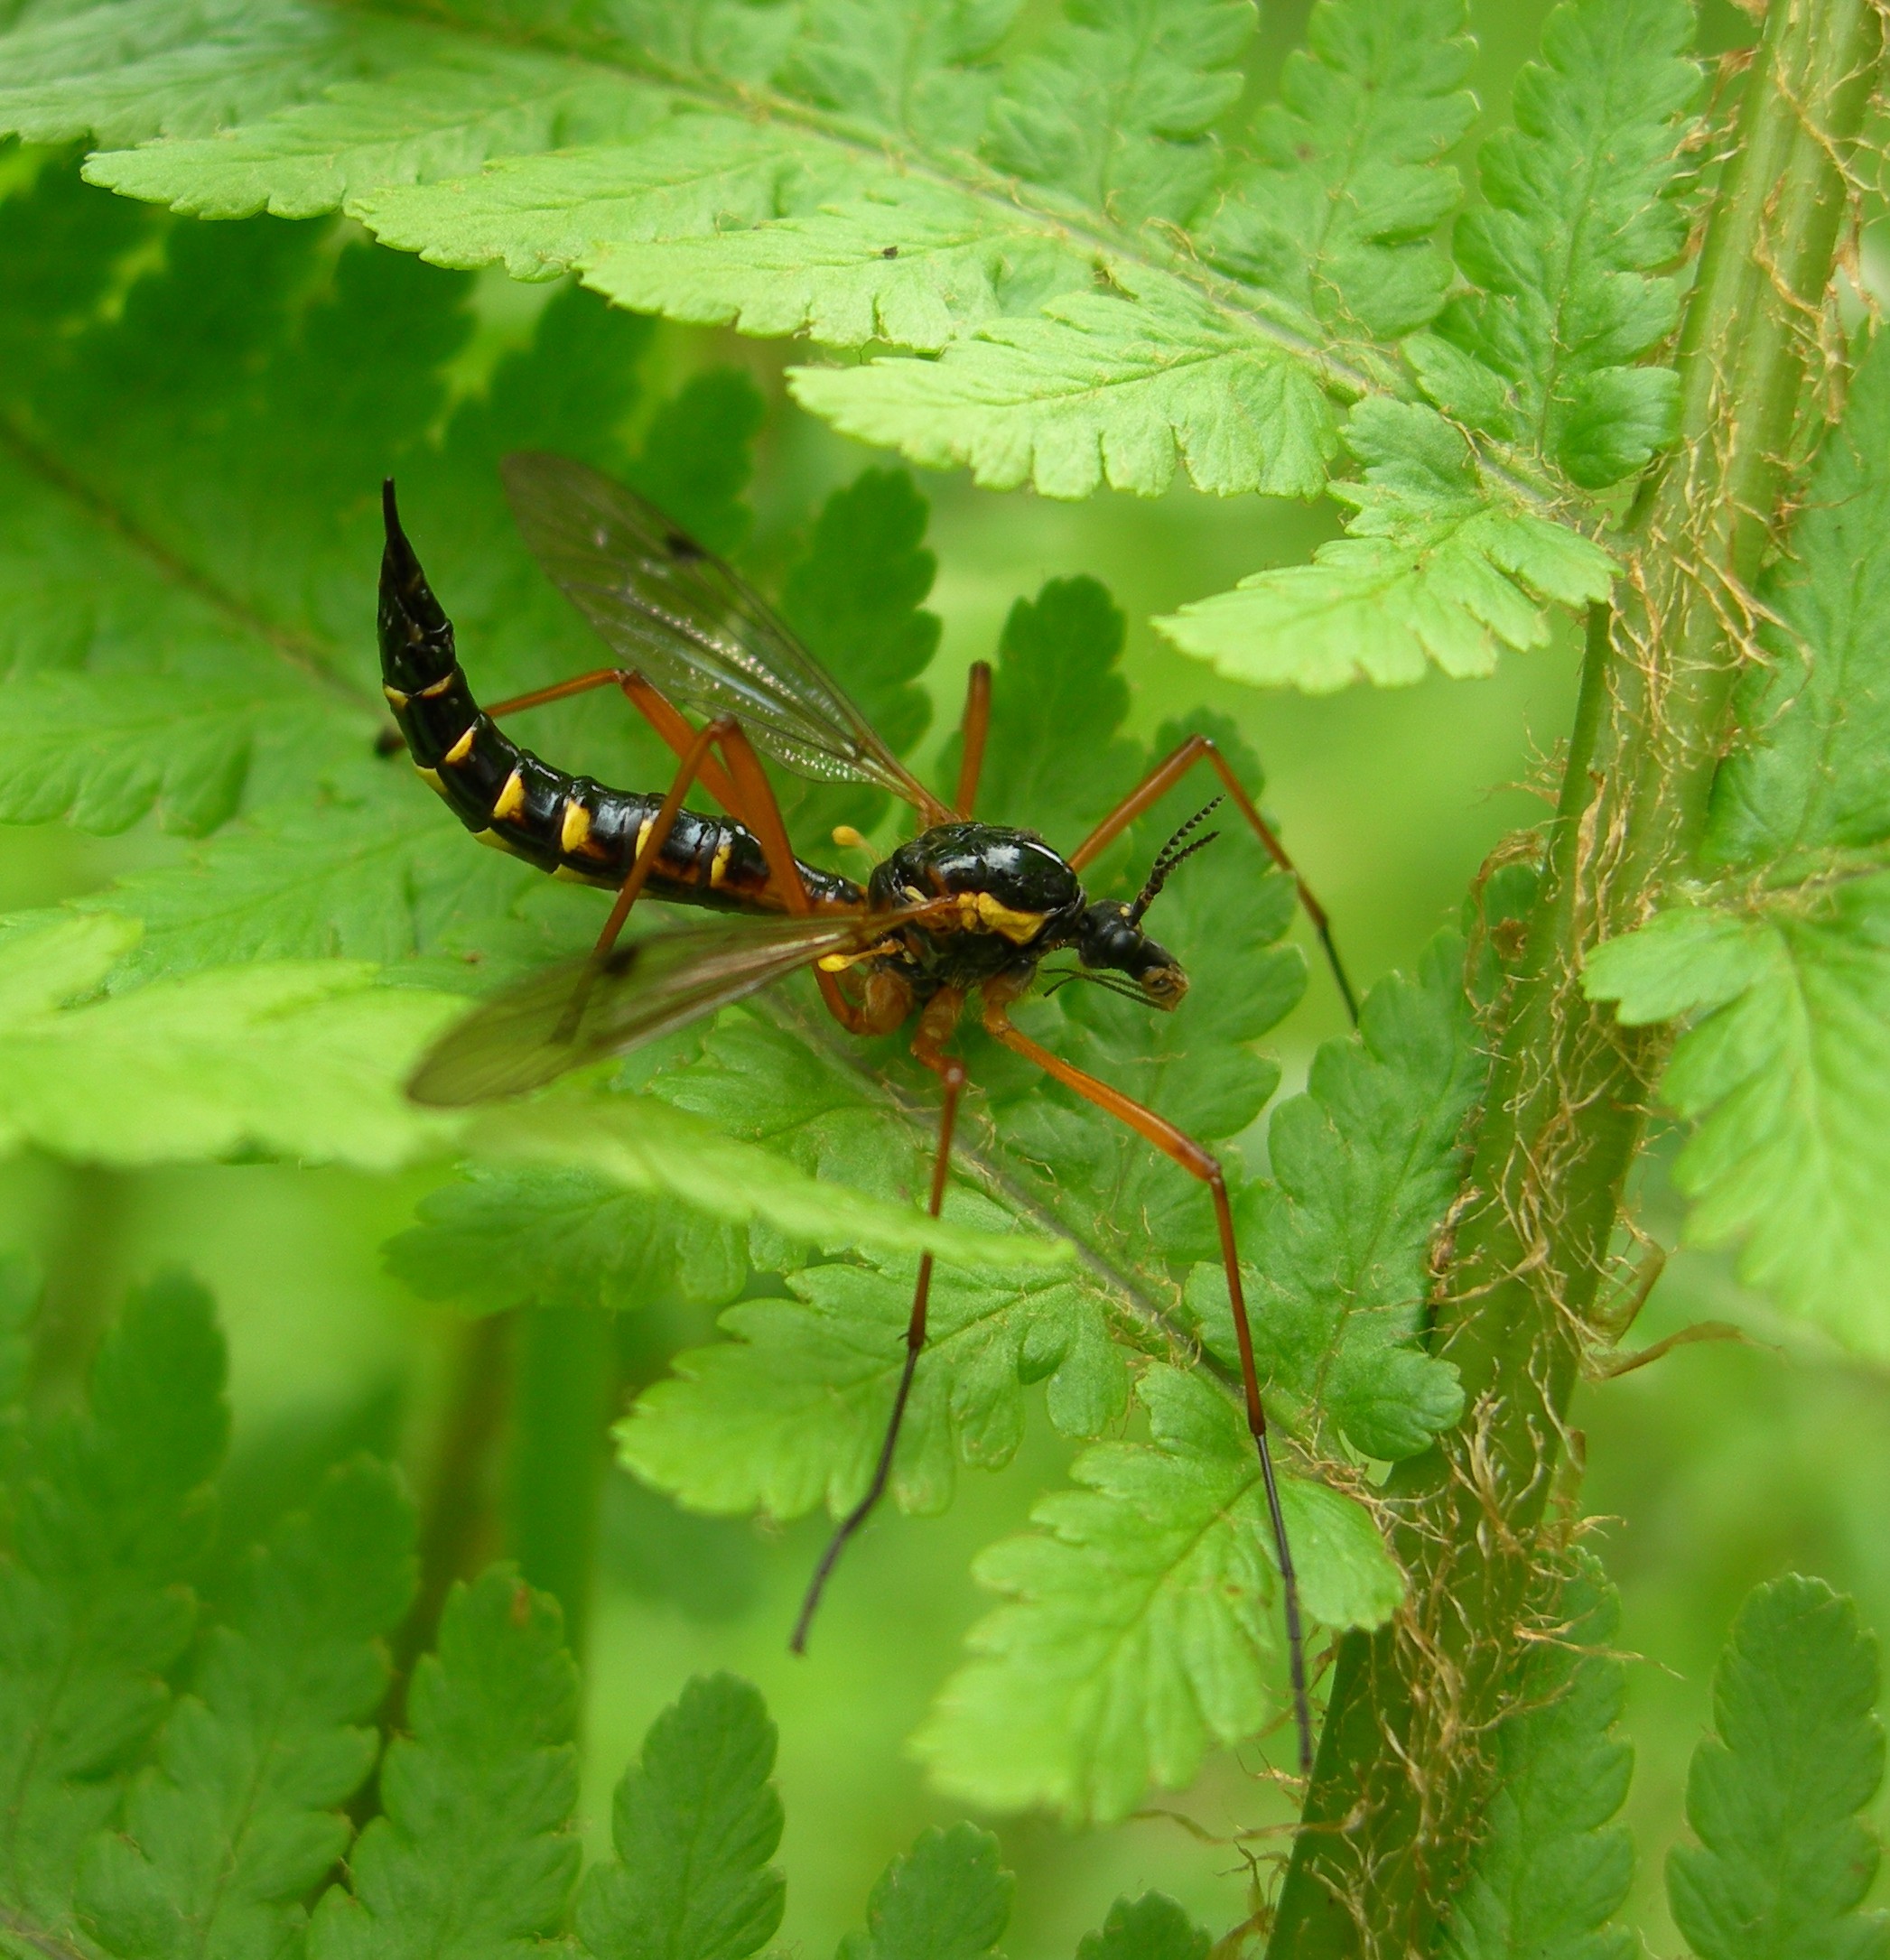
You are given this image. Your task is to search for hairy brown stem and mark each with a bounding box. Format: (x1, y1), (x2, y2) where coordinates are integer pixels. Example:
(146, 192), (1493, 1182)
(1269, 4), (1885, 1951)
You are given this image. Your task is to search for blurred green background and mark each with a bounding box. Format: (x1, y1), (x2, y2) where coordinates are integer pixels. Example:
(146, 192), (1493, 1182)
(3, 0), (1885, 1951)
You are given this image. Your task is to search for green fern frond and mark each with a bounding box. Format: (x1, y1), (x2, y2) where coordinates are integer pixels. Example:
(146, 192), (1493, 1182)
(1075, 1894), (1209, 1960)
(618, 1199), (1125, 1521)
(0, 1273), (228, 1933)
(1191, 929), (1477, 1463)
(385, 1164), (747, 1319)
(307, 1567), (582, 1960)
(836, 1823), (1011, 1960)
(1157, 398), (1616, 688)
(576, 1672), (785, 1960)
(1667, 1576), (1890, 1960)
(1201, 0), (1476, 340)
(0, 915), (460, 1171)
(1416, 0), (1702, 488)
(79, 1461), (416, 1960)
(911, 1364), (1401, 1824)
(2, 0), (1706, 701)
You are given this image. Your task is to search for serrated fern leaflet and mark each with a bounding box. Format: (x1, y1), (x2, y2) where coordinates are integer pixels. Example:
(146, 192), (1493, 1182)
(1666, 1576), (1890, 1960)
(0, 0), (1708, 689)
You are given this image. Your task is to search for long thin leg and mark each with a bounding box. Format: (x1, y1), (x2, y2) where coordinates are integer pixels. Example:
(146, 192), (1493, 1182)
(981, 994), (1315, 1778)
(588, 714), (740, 961)
(954, 660), (992, 819)
(1068, 735), (1358, 1025)
(497, 673), (880, 1033)
(483, 666), (634, 717)
(482, 665), (744, 824)
(792, 989), (967, 1652)
(694, 718), (894, 1035)
(546, 714), (740, 1045)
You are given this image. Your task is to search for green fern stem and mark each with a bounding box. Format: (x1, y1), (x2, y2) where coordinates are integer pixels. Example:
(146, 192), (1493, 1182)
(508, 1305), (616, 1666)
(1270, 4), (1885, 1952)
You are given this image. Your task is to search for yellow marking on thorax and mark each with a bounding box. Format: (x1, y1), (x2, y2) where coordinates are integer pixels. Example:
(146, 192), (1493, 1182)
(560, 797), (594, 856)
(442, 724), (477, 766)
(382, 683), (409, 709)
(709, 839), (733, 887)
(633, 815), (656, 861)
(413, 762), (445, 793)
(415, 668), (458, 699)
(492, 767), (527, 822)
(472, 827), (525, 858)
(957, 892), (1047, 944)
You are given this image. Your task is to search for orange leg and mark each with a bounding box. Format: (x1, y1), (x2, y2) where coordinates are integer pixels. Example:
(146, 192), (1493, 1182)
(574, 706), (874, 1037)
(589, 716), (739, 961)
(547, 714), (742, 1045)
(981, 991), (1315, 1778)
(495, 668), (876, 1034)
(792, 987), (967, 1652)
(1068, 735), (1358, 1025)
(482, 665), (744, 822)
(954, 660), (992, 820)
(695, 719), (890, 1035)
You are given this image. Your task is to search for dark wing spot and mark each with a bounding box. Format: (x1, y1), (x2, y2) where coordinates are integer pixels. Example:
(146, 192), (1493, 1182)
(665, 529), (705, 562)
(881, 245), (899, 259)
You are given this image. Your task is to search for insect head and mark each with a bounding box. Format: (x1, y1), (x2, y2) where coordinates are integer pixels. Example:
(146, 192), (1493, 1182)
(1070, 800), (1222, 1008)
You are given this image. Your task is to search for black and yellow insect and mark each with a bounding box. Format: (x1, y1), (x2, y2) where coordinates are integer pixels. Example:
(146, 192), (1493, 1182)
(383, 452), (1358, 1776)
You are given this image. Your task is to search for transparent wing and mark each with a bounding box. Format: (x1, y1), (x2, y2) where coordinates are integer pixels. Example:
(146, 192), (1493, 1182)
(407, 910), (909, 1108)
(503, 451), (937, 809)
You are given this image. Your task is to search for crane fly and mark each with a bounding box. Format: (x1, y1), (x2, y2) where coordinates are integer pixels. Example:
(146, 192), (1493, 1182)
(381, 452), (1360, 1778)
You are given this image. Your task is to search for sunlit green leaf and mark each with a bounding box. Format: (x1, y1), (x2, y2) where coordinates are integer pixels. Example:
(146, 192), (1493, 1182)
(0, 915), (462, 1173)
(984, 0), (1252, 226)
(1158, 399), (1615, 690)
(1584, 878), (1890, 1353)
(619, 1203), (1121, 1520)
(1419, 0), (1701, 488)
(793, 268), (1336, 501)
(912, 1364), (1401, 1823)
(1203, 0), (1474, 339)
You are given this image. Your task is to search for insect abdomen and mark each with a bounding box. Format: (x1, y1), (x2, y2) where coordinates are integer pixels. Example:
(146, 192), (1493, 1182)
(379, 482), (860, 912)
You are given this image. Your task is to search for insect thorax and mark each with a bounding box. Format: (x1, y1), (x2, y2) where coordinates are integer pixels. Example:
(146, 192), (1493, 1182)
(868, 823), (1085, 989)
